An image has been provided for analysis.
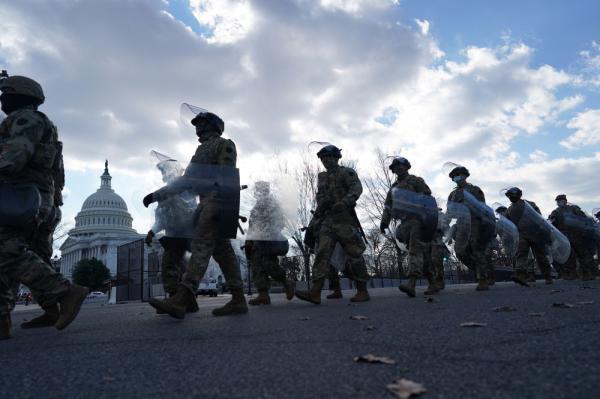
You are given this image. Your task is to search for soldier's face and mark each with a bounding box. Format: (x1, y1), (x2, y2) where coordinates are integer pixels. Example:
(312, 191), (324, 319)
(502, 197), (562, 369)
(557, 200), (567, 207)
(320, 156), (338, 170)
(392, 165), (408, 176)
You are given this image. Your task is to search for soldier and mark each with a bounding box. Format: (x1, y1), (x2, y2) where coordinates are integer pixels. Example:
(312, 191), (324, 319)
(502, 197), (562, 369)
(504, 187), (553, 285)
(0, 74), (88, 340)
(380, 157), (438, 297)
(430, 211), (450, 290)
(245, 181), (295, 305)
(295, 145), (370, 304)
(549, 194), (596, 281)
(145, 154), (197, 312)
(143, 109), (248, 319)
(446, 166), (496, 291)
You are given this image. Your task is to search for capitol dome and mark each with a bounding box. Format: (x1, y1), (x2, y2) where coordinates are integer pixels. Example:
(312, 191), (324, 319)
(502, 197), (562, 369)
(69, 161), (137, 237)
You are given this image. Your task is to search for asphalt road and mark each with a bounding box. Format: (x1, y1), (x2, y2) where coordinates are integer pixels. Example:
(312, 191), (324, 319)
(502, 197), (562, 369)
(1, 279), (599, 399)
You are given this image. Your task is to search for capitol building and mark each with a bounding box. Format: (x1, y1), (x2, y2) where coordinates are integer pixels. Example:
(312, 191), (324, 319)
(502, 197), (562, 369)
(60, 162), (144, 279)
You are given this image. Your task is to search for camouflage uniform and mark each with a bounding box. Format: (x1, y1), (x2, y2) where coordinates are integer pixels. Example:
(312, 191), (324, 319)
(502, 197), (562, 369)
(152, 195), (194, 295)
(507, 199), (552, 277)
(549, 204), (596, 279)
(0, 106), (70, 317)
(153, 136), (242, 293)
(311, 165), (368, 284)
(429, 230), (449, 288)
(245, 193), (288, 291)
(447, 183), (494, 282)
(382, 173), (433, 278)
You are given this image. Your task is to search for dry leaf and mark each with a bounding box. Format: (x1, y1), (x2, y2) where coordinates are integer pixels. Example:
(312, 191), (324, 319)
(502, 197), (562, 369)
(493, 306), (516, 312)
(386, 378), (427, 399)
(350, 315), (369, 321)
(460, 322), (487, 327)
(353, 354), (396, 365)
(552, 303), (574, 308)
(577, 300), (594, 305)
(528, 312), (545, 317)
(425, 297), (436, 303)
(549, 289), (564, 294)
(299, 316), (312, 321)
(365, 325), (377, 331)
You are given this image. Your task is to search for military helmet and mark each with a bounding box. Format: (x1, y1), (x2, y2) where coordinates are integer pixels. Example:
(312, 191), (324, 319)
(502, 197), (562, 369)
(389, 156), (411, 170)
(555, 194), (567, 202)
(317, 144), (342, 159)
(449, 166), (470, 179)
(504, 187), (522, 199)
(0, 75), (45, 104)
(191, 111), (224, 134)
(495, 205), (507, 213)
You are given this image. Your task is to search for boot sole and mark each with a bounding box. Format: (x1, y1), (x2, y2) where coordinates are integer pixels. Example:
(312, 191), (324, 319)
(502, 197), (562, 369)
(295, 292), (321, 305)
(212, 307), (248, 317)
(398, 286), (416, 298)
(149, 299), (185, 319)
(511, 277), (530, 287)
(350, 297), (370, 302)
(21, 319), (58, 329)
(55, 287), (89, 330)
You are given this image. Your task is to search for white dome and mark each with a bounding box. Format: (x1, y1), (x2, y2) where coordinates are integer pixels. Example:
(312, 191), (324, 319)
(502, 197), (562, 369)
(69, 161), (137, 237)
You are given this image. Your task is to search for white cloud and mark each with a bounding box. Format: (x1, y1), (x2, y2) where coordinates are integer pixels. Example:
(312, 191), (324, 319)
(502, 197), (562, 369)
(415, 19), (430, 35)
(189, 0), (256, 44)
(561, 109), (600, 149)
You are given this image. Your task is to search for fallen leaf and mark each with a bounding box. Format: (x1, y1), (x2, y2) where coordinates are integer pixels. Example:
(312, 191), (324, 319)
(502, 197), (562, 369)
(365, 325), (377, 331)
(299, 316), (312, 321)
(353, 354), (396, 365)
(528, 312), (545, 317)
(577, 300), (595, 305)
(460, 322), (487, 327)
(350, 315), (369, 321)
(493, 306), (516, 312)
(386, 378), (427, 399)
(552, 303), (574, 309)
(549, 289), (564, 294)
(425, 297), (436, 303)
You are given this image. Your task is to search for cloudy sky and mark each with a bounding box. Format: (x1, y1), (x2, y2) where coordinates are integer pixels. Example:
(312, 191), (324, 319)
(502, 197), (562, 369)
(1, 0), (599, 242)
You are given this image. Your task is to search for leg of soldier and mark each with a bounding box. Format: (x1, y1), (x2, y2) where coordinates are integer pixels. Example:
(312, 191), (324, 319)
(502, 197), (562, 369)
(469, 221), (490, 290)
(572, 239), (596, 281)
(345, 255), (370, 302)
(423, 242), (439, 295)
(530, 240), (552, 284)
(161, 247), (187, 296)
(326, 266), (343, 299)
(0, 272), (13, 339)
(259, 252), (294, 301)
(513, 237), (532, 286)
(247, 246), (272, 306)
(399, 219), (425, 297)
(431, 243), (446, 289)
(211, 239), (247, 316)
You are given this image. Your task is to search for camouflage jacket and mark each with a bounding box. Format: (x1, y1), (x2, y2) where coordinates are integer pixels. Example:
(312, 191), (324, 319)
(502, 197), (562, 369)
(447, 182), (485, 203)
(153, 135), (237, 201)
(381, 173), (431, 226)
(0, 106), (60, 198)
(314, 165), (362, 218)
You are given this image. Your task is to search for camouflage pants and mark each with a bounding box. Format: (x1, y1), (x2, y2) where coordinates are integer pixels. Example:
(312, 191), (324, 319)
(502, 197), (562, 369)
(430, 241), (448, 283)
(455, 221), (492, 280)
(312, 208), (368, 283)
(396, 218), (433, 278)
(0, 219), (69, 316)
(563, 235), (596, 277)
(516, 236), (551, 276)
(245, 244), (286, 292)
(182, 198), (242, 292)
(159, 237), (190, 295)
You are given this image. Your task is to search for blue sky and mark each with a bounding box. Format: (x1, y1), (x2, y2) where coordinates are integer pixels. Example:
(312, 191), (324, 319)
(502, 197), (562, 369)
(1, 0), (599, 250)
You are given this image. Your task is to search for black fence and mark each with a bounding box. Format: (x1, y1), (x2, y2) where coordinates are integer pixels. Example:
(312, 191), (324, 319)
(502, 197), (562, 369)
(116, 239), (144, 302)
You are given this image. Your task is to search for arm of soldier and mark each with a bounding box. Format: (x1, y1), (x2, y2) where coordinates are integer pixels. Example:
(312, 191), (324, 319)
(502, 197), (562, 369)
(314, 173), (328, 216)
(472, 185), (485, 202)
(341, 168), (363, 207)
(380, 189), (393, 231)
(414, 177), (432, 196)
(216, 139), (237, 167)
(0, 114), (45, 174)
(548, 209), (560, 227)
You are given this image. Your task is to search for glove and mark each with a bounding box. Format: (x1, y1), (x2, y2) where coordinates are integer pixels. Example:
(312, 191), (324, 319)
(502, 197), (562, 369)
(379, 222), (388, 234)
(143, 193), (155, 208)
(145, 230), (155, 246)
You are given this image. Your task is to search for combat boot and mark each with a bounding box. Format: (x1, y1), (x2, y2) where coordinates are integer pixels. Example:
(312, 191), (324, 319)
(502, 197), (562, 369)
(55, 285), (89, 330)
(399, 277), (417, 298)
(526, 273), (536, 283)
(1, 314), (11, 340)
(186, 296), (200, 313)
(436, 276), (445, 290)
(476, 279), (489, 291)
(21, 303), (59, 329)
(488, 270), (496, 286)
(249, 290), (271, 306)
(284, 280), (295, 300)
(212, 288), (248, 316)
(326, 288), (343, 299)
(511, 271), (530, 287)
(295, 278), (325, 304)
(544, 275), (553, 285)
(149, 285), (195, 319)
(424, 276), (439, 295)
(350, 281), (370, 302)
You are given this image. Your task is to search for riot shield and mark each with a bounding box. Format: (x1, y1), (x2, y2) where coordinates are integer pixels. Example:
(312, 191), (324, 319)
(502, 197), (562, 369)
(563, 213), (598, 236)
(463, 191), (495, 223)
(549, 226), (571, 264)
(330, 242), (347, 272)
(390, 188), (438, 241)
(516, 201), (553, 243)
(495, 214), (518, 258)
(445, 201), (470, 253)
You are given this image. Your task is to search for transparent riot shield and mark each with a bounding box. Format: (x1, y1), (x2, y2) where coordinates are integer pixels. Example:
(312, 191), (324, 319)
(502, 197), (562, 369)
(549, 226), (571, 264)
(463, 191), (495, 224)
(563, 213), (598, 236)
(330, 242), (347, 272)
(445, 201), (471, 253)
(495, 214), (518, 258)
(516, 201), (553, 243)
(391, 188), (439, 241)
